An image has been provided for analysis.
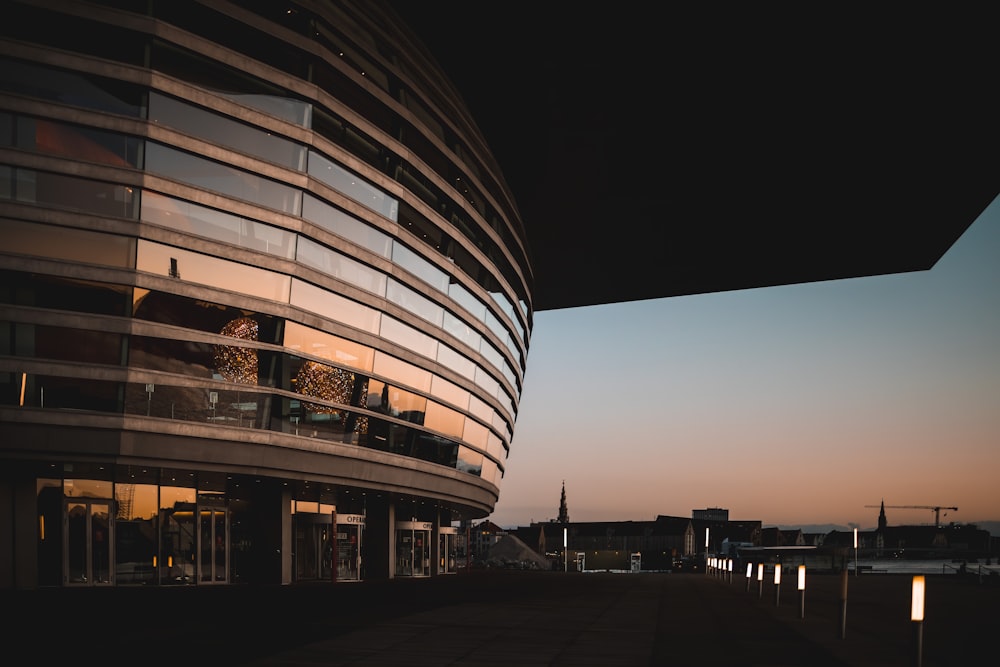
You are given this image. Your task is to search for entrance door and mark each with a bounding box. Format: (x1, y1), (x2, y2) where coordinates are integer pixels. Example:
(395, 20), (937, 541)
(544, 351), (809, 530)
(64, 499), (113, 586)
(294, 512), (333, 582)
(199, 505), (228, 583)
(335, 515), (364, 581)
(395, 521), (431, 577)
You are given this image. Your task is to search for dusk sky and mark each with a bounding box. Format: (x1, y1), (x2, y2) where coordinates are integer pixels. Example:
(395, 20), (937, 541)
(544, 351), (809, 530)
(489, 195), (1000, 530)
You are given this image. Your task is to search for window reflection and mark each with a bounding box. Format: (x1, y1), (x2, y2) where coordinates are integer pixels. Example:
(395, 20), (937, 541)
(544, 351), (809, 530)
(142, 191), (296, 259)
(3, 168), (138, 219)
(296, 237), (387, 295)
(282, 321), (374, 372)
(386, 278), (443, 327)
(307, 150), (397, 221)
(149, 92), (306, 170)
(302, 193), (391, 257)
(3, 219), (134, 268)
(136, 240), (291, 303)
(145, 142), (301, 215)
(379, 316), (437, 359)
(289, 278), (381, 333)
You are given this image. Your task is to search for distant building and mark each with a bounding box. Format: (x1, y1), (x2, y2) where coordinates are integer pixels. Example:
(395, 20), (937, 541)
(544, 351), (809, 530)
(693, 507), (730, 522)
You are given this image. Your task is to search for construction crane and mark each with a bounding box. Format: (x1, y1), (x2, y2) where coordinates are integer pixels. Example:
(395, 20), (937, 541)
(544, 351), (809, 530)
(865, 504), (958, 527)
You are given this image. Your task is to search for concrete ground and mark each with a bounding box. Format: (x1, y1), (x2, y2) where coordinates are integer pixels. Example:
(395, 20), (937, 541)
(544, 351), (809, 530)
(4, 569), (997, 666)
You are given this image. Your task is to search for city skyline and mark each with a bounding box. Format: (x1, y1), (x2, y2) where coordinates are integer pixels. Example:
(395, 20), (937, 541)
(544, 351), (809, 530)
(487, 194), (1000, 530)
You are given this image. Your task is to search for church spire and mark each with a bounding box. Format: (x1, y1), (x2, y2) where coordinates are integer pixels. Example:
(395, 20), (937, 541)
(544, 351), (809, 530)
(878, 498), (887, 531)
(558, 480), (569, 523)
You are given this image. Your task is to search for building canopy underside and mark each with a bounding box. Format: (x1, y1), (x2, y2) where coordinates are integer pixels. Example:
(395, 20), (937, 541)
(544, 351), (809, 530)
(386, 2), (1000, 312)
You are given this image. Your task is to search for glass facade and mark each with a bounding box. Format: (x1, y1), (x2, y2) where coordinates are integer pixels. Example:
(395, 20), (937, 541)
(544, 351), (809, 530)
(1, 0), (528, 588)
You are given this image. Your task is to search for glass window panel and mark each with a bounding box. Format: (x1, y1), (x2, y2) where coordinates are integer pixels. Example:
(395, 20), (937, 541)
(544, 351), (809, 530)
(474, 367), (500, 402)
(11, 169), (137, 219)
(484, 308), (508, 345)
(436, 345), (475, 381)
(467, 394), (492, 424)
(429, 375), (469, 412)
(289, 279), (380, 334)
(447, 281), (486, 320)
(457, 446), (484, 477)
(218, 94), (312, 127)
(497, 388), (515, 423)
(489, 289), (516, 321)
(3, 219), (134, 268)
(372, 351), (431, 393)
(296, 237), (387, 295)
(478, 339), (505, 374)
(0, 57), (143, 117)
(0, 112), (12, 147)
(502, 362), (518, 396)
(18, 117), (140, 167)
(0, 165), (10, 199)
(16, 323), (123, 366)
(142, 191), (295, 258)
(492, 411), (509, 437)
(487, 432), (505, 461)
(385, 278), (443, 327)
(392, 243), (448, 293)
(136, 240), (291, 302)
(481, 458), (500, 485)
(423, 402), (464, 439)
(379, 316), (437, 360)
(145, 142), (301, 215)
(302, 194), (391, 257)
(307, 150), (397, 221)
(462, 418), (488, 449)
(367, 379), (427, 422)
(282, 321), (374, 372)
(442, 311), (480, 351)
(149, 92), (306, 170)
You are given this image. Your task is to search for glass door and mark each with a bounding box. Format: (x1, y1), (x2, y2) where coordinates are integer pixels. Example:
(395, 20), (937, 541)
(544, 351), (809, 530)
(198, 505), (228, 583)
(294, 512), (333, 581)
(395, 520), (432, 577)
(335, 514), (364, 581)
(64, 499), (113, 586)
(438, 527), (458, 574)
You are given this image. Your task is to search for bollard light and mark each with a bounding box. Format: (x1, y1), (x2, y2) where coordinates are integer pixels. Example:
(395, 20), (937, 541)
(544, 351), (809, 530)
(797, 564), (806, 618)
(757, 563), (764, 581)
(912, 575), (925, 667)
(745, 562), (753, 592)
(774, 563), (782, 585)
(911, 575), (925, 622)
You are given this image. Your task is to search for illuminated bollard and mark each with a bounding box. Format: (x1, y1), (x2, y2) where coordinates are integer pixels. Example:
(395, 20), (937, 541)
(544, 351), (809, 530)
(746, 562), (753, 592)
(911, 575), (925, 667)
(757, 562), (765, 599)
(728, 558), (733, 584)
(797, 564), (806, 619)
(773, 563), (782, 606)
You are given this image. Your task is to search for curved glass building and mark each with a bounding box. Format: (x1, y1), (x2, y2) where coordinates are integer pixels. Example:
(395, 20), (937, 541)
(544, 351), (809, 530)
(0, 0), (531, 587)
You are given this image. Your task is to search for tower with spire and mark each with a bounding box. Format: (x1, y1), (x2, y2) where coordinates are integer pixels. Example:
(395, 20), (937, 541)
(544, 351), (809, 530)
(878, 499), (887, 531)
(558, 480), (569, 523)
